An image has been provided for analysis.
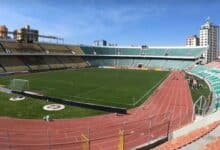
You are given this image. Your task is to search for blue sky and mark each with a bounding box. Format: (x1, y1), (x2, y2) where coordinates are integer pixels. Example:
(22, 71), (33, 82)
(0, 0), (220, 45)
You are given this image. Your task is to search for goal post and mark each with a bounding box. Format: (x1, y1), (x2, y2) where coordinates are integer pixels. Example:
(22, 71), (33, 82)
(9, 79), (29, 92)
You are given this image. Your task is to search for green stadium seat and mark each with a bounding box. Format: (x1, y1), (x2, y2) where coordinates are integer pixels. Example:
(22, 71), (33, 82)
(143, 48), (166, 56)
(190, 66), (220, 109)
(80, 46), (206, 57)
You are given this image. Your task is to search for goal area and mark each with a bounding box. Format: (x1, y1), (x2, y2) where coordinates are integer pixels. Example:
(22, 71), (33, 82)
(9, 79), (29, 92)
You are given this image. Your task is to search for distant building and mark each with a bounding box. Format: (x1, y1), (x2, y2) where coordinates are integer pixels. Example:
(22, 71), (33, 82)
(186, 35), (199, 47)
(14, 25), (39, 43)
(94, 40), (107, 46)
(199, 18), (219, 62)
(0, 25), (8, 39)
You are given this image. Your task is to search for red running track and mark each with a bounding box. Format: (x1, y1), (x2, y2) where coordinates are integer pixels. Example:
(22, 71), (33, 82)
(0, 71), (193, 150)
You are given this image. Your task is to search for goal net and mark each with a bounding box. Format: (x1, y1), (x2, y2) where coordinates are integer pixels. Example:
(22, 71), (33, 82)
(9, 79), (29, 92)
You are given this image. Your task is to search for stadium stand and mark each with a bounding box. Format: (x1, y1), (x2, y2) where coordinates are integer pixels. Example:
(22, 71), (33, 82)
(20, 56), (50, 71)
(58, 56), (87, 68)
(86, 58), (195, 70)
(0, 41), (91, 73)
(80, 46), (207, 57)
(162, 60), (194, 70)
(148, 59), (165, 68)
(80, 45), (207, 70)
(0, 56), (28, 72)
(86, 58), (100, 67)
(101, 58), (115, 66)
(56, 56), (74, 68)
(39, 43), (72, 54)
(154, 120), (220, 150)
(119, 48), (141, 55)
(43, 56), (65, 69)
(0, 42), (6, 53)
(144, 48), (166, 56)
(66, 45), (85, 55)
(0, 65), (5, 73)
(0, 40), (44, 53)
(78, 46), (94, 55)
(117, 58), (133, 67)
(133, 59), (150, 66)
(94, 47), (117, 55)
(190, 66), (220, 110)
(0, 40), (87, 55)
(0, 40), (208, 72)
(67, 57), (88, 68)
(166, 48), (205, 57)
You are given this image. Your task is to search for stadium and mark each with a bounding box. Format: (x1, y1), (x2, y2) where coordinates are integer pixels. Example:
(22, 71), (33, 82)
(1, 0), (220, 145)
(0, 30), (220, 150)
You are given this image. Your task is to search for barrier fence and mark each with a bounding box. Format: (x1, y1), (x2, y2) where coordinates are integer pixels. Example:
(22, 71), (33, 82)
(0, 110), (192, 150)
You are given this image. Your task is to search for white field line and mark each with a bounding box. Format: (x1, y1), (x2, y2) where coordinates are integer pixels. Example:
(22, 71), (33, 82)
(132, 74), (169, 106)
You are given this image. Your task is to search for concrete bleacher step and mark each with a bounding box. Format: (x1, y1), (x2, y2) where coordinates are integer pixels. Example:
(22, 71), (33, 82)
(154, 120), (220, 150)
(0, 56), (29, 72)
(202, 137), (220, 150)
(0, 42), (6, 53)
(181, 125), (220, 150)
(0, 65), (6, 73)
(39, 43), (71, 54)
(1, 41), (44, 53)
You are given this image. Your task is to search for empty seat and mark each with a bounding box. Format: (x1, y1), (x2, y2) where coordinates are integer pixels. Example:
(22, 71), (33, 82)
(0, 56), (28, 72)
(43, 56), (65, 69)
(39, 43), (71, 54)
(1, 41), (44, 53)
(22, 56), (50, 71)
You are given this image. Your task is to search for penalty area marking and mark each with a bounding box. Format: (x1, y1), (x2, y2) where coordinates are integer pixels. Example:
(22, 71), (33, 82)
(43, 104), (65, 111)
(9, 96), (26, 101)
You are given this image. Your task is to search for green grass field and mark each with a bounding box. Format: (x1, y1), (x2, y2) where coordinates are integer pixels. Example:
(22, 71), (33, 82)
(0, 92), (104, 119)
(0, 69), (168, 108)
(186, 74), (211, 103)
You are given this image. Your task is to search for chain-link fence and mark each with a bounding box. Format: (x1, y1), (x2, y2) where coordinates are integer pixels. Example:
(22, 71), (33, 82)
(0, 110), (193, 150)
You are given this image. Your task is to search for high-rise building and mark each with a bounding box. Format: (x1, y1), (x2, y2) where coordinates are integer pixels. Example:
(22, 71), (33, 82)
(199, 18), (219, 62)
(186, 35), (200, 47)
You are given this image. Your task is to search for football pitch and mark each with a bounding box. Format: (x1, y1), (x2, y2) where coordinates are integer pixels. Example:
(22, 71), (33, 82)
(0, 68), (168, 108)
